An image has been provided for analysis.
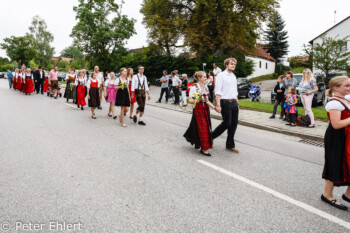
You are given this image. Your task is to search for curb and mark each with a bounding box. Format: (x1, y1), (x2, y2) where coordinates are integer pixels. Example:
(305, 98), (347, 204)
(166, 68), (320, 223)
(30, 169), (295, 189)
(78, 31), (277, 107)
(148, 102), (324, 143)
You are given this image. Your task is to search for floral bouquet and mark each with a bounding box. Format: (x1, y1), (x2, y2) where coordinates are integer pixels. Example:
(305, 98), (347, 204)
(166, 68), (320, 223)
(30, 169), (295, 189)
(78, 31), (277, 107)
(121, 82), (127, 90)
(192, 92), (202, 109)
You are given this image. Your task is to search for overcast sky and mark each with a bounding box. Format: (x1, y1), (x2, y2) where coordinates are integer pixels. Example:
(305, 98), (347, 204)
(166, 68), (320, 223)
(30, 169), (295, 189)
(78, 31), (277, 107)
(0, 0), (349, 59)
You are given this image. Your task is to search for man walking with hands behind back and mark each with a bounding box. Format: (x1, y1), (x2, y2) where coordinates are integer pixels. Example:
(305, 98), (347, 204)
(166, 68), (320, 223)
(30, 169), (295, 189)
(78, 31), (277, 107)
(34, 66), (45, 94)
(211, 58), (239, 153)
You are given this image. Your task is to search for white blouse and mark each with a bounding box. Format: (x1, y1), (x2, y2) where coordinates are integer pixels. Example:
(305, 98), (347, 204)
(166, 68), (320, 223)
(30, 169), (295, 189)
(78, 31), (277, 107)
(116, 78), (129, 86)
(105, 79), (117, 86)
(75, 77), (87, 85)
(325, 100), (347, 112)
(189, 83), (209, 98)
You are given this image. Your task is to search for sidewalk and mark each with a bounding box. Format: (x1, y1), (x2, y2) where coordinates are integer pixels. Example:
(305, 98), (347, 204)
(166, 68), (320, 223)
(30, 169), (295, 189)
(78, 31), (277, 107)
(148, 86), (327, 142)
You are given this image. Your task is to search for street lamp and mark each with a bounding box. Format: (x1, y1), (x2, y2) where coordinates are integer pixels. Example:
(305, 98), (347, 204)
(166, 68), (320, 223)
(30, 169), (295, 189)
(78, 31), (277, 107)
(203, 63), (206, 72)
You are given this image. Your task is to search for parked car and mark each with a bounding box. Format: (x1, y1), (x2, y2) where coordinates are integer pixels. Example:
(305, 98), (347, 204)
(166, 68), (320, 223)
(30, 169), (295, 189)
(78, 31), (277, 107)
(271, 73), (326, 107)
(237, 77), (251, 98)
(0, 72), (6, 79)
(57, 73), (67, 81)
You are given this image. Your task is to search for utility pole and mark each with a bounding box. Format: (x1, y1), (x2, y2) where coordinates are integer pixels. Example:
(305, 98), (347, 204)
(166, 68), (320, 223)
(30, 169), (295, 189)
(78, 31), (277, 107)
(334, 10), (336, 25)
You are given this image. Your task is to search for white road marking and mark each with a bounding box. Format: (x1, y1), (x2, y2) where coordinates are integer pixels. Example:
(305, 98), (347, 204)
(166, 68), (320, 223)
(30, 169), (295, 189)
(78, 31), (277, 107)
(197, 159), (350, 230)
(62, 102), (79, 109)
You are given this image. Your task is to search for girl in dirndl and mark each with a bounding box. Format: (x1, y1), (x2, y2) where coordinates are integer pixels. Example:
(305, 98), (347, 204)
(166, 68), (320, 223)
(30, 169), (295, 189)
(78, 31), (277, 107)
(127, 68), (136, 119)
(23, 68), (34, 95)
(321, 76), (350, 211)
(13, 68), (20, 90)
(20, 68), (26, 92)
(16, 69), (22, 91)
(115, 68), (131, 127)
(87, 73), (100, 119)
(64, 68), (77, 103)
(184, 71), (219, 156)
(75, 71), (87, 110)
(103, 72), (118, 119)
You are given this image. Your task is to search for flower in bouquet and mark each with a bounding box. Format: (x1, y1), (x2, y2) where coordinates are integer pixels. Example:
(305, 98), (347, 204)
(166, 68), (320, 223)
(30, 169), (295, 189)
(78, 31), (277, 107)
(121, 82), (127, 90)
(192, 92), (202, 109)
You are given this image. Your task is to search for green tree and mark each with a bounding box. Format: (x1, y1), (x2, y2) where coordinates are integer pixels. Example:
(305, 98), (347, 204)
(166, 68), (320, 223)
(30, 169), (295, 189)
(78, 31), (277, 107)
(0, 57), (10, 66)
(29, 59), (38, 69)
(141, 0), (278, 58)
(60, 45), (84, 59)
(264, 12), (289, 63)
(71, 0), (135, 73)
(141, 0), (184, 55)
(0, 35), (37, 65)
(27, 15), (55, 67)
(57, 60), (69, 70)
(304, 36), (350, 82)
(70, 59), (87, 70)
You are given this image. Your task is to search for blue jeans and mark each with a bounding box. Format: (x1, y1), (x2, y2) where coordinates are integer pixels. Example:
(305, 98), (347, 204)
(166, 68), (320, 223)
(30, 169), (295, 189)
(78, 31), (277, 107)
(8, 78), (13, 89)
(158, 87), (169, 102)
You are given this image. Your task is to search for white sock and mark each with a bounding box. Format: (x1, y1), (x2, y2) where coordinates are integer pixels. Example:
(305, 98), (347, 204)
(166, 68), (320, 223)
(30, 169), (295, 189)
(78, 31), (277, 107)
(140, 117), (143, 121)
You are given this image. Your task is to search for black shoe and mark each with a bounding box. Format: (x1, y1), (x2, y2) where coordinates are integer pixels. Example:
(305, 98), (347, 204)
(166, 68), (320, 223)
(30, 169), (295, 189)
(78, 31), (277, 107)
(54, 96), (58, 99)
(321, 195), (348, 210)
(342, 194), (350, 203)
(77, 105), (80, 108)
(279, 116), (283, 119)
(108, 113), (112, 117)
(133, 115), (137, 123)
(113, 116), (117, 120)
(81, 106), (84, 110)
(269, 115), (275, 119)
(66, 98), (69, 102)
(200, 150), (211, 156)
(138, 121), (146, 126)
(98, 106), (102, 110)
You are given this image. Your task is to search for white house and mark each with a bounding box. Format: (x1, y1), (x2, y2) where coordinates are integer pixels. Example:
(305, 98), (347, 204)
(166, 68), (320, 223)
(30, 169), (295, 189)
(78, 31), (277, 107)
(309, 15), (350, 75)
(246, 45), (276, 79)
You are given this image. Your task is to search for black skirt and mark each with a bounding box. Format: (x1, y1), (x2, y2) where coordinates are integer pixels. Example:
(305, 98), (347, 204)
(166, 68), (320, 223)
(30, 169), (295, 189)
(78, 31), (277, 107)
(322, 124), (350, 186)
(88, 87), (100, 107)
(115, 88), (130, 107)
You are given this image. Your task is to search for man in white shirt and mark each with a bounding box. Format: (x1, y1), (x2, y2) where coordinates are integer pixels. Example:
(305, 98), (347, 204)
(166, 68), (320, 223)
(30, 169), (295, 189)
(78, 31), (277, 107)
(213, 63), (222, 77)
(92, 66), (104, 109)
(171, 71), (182, 105)
(131, 65), (150, 126)
(211, 58), (239, 153)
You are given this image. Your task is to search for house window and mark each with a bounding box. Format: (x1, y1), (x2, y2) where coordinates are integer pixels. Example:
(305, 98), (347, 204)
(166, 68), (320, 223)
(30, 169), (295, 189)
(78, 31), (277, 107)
(266, 63), (268, 69)
(259, 61), (261, 68)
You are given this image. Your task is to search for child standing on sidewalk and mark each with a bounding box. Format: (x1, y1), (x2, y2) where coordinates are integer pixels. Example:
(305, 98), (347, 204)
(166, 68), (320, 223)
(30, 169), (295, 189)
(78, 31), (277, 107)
(285, 87), (298, 126)
(270, 75), (285, 119)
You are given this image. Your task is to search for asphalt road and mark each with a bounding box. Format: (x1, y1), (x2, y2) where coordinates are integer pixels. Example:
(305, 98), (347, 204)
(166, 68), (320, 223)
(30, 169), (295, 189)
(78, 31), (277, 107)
(0, 79), (349, 233)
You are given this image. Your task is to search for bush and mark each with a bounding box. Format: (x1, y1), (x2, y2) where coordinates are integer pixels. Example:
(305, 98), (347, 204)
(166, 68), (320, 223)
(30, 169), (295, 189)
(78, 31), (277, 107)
(275, 64), (290, 75)
(291, 67), (305, 73)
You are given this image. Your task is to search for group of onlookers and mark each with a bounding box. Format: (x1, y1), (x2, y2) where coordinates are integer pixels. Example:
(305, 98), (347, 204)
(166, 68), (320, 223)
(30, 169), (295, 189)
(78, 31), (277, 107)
(270, 69), (317, 127)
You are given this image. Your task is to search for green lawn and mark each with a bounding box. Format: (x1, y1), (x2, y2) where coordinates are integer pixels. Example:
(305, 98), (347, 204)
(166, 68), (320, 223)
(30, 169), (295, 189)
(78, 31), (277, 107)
(239, 100), (328, 120)
(58, 81), (66, 84)
(249, 74), (276, 83)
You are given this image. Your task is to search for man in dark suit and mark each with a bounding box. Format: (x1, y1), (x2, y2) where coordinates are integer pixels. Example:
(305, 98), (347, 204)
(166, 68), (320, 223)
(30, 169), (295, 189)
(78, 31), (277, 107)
(34, 66), (45, 94)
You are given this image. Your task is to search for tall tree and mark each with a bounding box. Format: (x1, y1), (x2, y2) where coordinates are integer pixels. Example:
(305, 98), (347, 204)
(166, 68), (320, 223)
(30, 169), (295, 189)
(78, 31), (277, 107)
(71, 0), (135, 73)
(304, 36), (350, 82)
(141, 0), (184, 55)
(141, 0), (279, 58)
(264, 12), (289, 63)
(60, 45), (84, 59)
(0, 35), (37, 66)
(27, 15), (55, 67)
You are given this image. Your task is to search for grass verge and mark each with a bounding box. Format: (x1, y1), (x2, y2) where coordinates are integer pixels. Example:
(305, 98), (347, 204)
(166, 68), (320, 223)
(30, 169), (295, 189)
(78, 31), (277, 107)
(59, 81), (66, 84)
(239, 100), (328, 120)
(249, 74), (276, 83)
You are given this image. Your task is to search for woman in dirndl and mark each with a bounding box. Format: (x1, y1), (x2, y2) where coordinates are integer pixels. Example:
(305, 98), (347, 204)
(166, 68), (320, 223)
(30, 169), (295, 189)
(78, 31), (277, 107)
(64, 68), (77, 103)
(43, 71), (50, 92)
(23, 68), (34, 95)
(104, 72), (118, 119)
(75, 71), (87, 110)
(184, 71), (219, 156)
(13, 68), (20, 90)
(87, 73), (100, 119)
(127, 68), (136, 119)
(321, 76), (350, 211)
(115, 68), (131, 127)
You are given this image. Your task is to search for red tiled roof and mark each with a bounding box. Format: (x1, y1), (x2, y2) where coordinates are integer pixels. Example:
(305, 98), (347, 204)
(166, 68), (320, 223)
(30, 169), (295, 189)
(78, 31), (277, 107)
(247, 46), (276, 62)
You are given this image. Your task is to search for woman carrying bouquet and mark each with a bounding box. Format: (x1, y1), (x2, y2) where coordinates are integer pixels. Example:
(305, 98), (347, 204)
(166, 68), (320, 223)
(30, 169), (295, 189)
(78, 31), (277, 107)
(184, 71), (219, 156)
(115, 68), (131, 127)
(64, 68), (77, 103)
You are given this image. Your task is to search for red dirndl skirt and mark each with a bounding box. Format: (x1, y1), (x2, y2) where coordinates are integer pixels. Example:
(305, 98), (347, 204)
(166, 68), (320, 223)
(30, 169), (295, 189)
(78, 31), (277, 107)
(128, 83), (136, 104)
(43, 78), (49, 92)
(13, 78), (17, 89)
(23, 79), (34, 94)
(194, 102), (212, 150)
(77, 85), (86, 106)
(17, 78), (22, 90)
